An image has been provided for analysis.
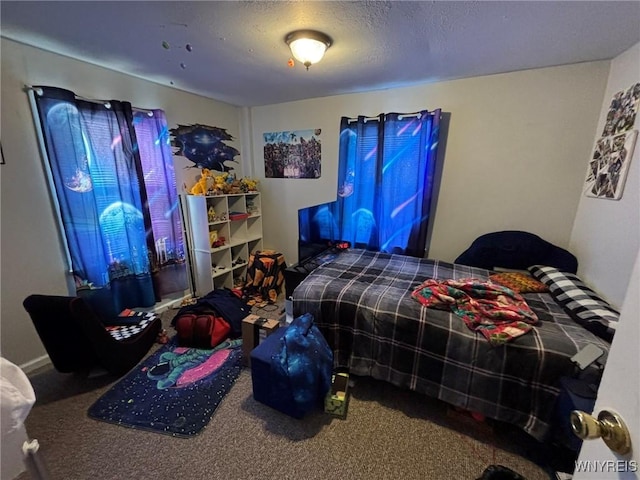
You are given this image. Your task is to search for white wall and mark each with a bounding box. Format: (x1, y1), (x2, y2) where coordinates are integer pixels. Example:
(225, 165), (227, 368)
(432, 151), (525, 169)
(0, 38), (242, 369)
(570, 43), (640, 309)
(249, 62), (610, 267)
(3, 36), (634, 371)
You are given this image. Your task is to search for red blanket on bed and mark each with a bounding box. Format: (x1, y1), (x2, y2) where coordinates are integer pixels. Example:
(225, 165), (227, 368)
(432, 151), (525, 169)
(411, 278), (538, 345)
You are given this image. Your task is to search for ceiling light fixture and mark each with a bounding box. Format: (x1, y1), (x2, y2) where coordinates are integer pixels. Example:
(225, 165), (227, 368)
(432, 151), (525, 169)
(285, 30), (332, 71)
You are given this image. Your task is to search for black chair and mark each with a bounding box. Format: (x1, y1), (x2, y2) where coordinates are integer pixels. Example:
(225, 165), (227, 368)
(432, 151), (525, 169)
(454, 230), (578, 273)
(23, 295), (161, 376)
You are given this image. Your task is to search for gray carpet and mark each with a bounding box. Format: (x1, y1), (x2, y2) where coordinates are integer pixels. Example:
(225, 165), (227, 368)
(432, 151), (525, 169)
(17, 306), (557, 480)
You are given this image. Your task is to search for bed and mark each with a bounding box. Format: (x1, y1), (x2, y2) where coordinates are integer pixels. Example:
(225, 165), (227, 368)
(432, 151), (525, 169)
(292, 248), (614, 441)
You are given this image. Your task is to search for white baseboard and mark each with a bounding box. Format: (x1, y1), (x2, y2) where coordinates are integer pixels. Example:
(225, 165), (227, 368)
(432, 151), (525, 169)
(20, 355), (51, 375)
(149, 293), (190, 314)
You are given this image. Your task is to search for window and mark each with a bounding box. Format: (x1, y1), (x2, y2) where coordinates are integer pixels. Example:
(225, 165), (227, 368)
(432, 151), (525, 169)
(335, 110), (441, 256)
(31, 86), (187, 315)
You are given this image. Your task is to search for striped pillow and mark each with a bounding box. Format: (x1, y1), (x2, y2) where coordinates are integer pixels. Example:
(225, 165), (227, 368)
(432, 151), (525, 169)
(528, 265), (618, 342)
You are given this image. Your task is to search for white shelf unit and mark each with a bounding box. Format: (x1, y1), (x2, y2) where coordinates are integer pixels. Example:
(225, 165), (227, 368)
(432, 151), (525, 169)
(181, 192), (263, 296)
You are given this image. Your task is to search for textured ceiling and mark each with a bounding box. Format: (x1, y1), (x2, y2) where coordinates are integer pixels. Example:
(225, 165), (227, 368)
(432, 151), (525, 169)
(2, 1), (639, 107)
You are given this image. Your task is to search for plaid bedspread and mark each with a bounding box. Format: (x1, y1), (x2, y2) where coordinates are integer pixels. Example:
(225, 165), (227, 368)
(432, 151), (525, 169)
(292, 249), (610, 441)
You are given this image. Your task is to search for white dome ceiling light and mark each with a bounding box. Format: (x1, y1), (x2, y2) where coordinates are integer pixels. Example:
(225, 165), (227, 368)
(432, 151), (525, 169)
(285, 30), (333, 71)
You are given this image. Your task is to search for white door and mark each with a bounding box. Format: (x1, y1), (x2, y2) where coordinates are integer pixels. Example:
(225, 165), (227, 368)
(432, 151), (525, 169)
(573, 250), (639, 479)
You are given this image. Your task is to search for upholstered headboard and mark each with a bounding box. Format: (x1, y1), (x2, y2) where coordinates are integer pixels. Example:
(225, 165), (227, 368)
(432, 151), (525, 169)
(454, 230), (578, 273)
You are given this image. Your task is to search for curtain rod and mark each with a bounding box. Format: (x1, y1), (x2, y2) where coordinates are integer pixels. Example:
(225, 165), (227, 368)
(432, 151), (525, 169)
(346, 111), (427, 123)
(24, 85), (155, 116)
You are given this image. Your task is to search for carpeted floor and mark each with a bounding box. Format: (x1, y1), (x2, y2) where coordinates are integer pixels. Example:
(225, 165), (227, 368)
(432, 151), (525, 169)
(17, 303), (566, 480)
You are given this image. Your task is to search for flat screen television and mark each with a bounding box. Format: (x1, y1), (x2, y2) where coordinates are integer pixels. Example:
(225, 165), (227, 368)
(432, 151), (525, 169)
(297, 200), (340, 264)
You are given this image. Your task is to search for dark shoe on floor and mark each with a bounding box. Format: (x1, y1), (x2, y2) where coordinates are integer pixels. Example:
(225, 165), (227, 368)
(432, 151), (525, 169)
(477, 464), (526, 480)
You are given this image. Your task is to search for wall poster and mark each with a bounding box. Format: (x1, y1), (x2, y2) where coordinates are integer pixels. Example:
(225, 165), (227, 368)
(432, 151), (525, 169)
(263, 129), (321, 179)
(584, 82), (640, 200)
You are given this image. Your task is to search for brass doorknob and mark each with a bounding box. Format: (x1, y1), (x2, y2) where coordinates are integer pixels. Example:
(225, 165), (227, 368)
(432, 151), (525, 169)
(570, 409), (632, 455)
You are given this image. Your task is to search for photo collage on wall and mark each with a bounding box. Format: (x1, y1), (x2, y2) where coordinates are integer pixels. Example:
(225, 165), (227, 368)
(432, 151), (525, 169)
(584, 82), (640, 200)
(263, 129), (321, 179)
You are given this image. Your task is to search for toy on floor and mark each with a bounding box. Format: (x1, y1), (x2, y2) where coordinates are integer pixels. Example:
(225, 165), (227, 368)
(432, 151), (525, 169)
(156, 329), (170, 344)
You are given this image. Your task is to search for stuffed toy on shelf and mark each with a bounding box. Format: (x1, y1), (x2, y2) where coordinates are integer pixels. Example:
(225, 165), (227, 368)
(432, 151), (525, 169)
(189, 168), (214, 195)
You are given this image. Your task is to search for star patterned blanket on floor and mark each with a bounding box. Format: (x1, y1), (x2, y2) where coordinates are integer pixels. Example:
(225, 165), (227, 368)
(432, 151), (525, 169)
(88, 337), (243, 437)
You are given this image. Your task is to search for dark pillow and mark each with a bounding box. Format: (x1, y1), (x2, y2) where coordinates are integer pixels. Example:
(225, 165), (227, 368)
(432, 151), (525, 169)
(454, 231), (578, 273)
(528, 265), (618, 342)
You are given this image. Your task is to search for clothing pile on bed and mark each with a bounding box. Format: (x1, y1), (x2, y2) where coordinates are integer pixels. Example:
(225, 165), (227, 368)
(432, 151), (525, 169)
(411, 278), (538, 345)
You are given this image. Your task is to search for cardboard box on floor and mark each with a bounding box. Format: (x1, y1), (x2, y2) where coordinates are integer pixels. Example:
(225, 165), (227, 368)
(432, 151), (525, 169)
(325, 372), (350, 418)
(242, 314), (280, 367)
